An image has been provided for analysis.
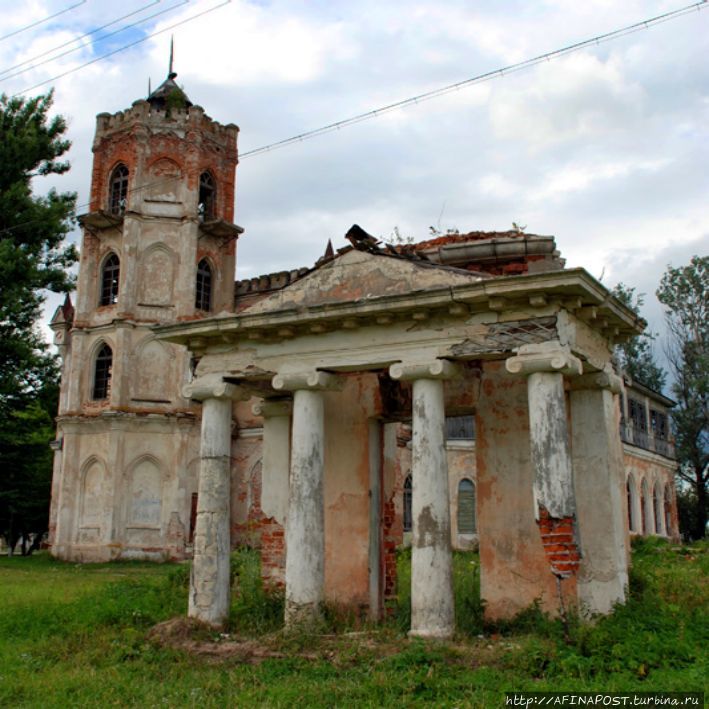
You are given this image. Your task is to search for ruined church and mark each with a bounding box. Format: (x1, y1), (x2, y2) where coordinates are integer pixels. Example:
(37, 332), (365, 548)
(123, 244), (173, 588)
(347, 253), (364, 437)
(49, 72), (678, 635)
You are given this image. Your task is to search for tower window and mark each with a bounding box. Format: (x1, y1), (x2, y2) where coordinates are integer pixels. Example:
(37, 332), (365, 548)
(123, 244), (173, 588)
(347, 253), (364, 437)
(457, 478), (476, 534)
(109, 164), (129, 215)
(403, 475), (412, 532)
(100, 253), (120, 306)
(92, 343), (113, 400)
(195, 259), (212, 311)
(198, 171), (216, 221)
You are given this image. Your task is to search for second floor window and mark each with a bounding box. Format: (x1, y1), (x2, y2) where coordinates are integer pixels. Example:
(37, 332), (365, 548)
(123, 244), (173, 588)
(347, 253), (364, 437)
(651, 410), (668, 440)
(109, 164), (129, 215)
(100, 253), (120, 306)
(195, 259), (212, 311)
(628, 398), (647, 431)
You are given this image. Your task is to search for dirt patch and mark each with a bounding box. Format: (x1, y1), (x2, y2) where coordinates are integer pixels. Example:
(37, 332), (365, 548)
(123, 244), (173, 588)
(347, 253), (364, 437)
(148, 618), (294, 664)
(148, 617), (517, 668)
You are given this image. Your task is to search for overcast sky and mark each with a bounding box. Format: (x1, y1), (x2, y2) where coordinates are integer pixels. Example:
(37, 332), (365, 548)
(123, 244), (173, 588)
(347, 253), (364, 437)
(2, 0), (708, 345)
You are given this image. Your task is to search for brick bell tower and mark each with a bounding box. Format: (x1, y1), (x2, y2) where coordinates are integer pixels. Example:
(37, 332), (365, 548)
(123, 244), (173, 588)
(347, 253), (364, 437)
(49, 63), (242, 562)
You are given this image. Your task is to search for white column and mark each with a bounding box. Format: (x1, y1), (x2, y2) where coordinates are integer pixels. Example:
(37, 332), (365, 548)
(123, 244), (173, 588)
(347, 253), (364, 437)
(252, 399), (292, 526)
(570, 369), (629, 615)
(272, 371), (339, 628)
(183, 374), (248, 627)
(390, 360), (460, 639)
(506, 343), (582, 521)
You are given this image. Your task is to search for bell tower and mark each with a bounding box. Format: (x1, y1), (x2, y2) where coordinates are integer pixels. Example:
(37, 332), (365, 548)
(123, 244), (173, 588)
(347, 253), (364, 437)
(49, 65), (242, 561)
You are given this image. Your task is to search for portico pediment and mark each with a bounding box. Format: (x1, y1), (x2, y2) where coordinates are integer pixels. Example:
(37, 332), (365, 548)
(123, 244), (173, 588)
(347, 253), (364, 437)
(242, 249), (487, 315)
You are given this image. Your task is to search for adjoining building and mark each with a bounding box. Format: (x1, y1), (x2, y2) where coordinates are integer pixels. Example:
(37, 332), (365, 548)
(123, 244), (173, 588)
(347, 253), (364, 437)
(49, 73), (678, 635)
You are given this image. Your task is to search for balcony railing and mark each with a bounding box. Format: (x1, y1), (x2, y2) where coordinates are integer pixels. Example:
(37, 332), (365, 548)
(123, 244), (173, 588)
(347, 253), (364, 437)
(620, 423), (675, 459)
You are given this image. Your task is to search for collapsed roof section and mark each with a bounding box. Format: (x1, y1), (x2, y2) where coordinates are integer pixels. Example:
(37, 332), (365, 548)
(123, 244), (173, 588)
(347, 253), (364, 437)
(234, 228), (563, 311)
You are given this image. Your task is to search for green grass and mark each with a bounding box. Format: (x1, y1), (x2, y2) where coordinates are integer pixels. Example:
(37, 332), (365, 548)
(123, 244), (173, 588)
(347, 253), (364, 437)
(0, 540), (706, 707)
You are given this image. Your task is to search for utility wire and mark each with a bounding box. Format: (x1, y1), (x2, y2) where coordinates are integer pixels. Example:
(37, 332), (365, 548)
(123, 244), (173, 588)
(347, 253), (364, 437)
(0, 1), (87, 43)
(240, 0), (708, 158)
(14, 0), (231, 96)
(0, 1), (166, 82)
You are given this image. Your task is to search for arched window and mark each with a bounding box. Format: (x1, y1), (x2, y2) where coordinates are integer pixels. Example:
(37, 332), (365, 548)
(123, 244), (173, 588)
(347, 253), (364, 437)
(100, 253), (120, 306)
(641, 479), (654, 535)
(198, 171), (216, 221)
(654, 484), (664, 535)
(457, 478), (476, 534)
(195, 259), (212, 311)
(92, 343), (113, 400)
(108, 164), (129, 215)
(664, 486), (672, 536)
(626, 474), (638, 532)
(403, 475), (412, 532)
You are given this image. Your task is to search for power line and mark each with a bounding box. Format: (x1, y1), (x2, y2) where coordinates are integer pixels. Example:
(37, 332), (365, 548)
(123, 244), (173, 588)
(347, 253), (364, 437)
(0, 1), (87, 43)
(14, 0), (231, 96)
(240, 0), (709, 159)
(0, 1), (166, 82)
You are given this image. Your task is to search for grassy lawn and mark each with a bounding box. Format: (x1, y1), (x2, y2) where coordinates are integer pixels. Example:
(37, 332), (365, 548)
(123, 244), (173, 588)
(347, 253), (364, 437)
(0, 538), (706, 707)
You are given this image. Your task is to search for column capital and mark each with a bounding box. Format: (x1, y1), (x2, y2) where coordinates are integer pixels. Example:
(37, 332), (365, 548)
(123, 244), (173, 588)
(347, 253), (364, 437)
(272, 370), (341, 392)
(505, 342), (582, 377)
(389, 359), (461, 382)
(183, 373), (250, 402)
(568, 366), (623, 394)
(252, 398), (293, 418)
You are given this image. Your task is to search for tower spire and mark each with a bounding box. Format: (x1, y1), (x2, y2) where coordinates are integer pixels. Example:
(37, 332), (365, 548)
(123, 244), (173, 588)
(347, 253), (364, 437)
(168, 36), (175, 79)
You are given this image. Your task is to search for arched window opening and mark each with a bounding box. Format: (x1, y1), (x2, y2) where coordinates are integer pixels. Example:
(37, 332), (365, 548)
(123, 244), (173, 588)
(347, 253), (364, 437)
(100, 253), (120, 306)
(195, 259), (212, 311)
(109, 164), (129, 215)
(457, 478), (476, 534)
(640, 479), (649, 535)
(664, 486), (672, 536)
(627, 475), (637, 533)
(92, 343), (113, 400)
(654, 484), (664, 535)
(403, 475), (412, 533)
(198, 171), (216, 221)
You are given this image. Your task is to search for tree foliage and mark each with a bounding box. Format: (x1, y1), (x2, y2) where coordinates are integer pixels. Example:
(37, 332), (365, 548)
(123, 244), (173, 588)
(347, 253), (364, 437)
(656, 256), (708, 540)
(0, 91), (77, 552)
(610, 283), (666, 393)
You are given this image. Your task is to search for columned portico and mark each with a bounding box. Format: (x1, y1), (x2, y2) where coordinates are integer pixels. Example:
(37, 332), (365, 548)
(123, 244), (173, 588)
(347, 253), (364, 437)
(272, 371), (340, 627)
(390, 359), (461, 639)
(183, 374), (248, 628)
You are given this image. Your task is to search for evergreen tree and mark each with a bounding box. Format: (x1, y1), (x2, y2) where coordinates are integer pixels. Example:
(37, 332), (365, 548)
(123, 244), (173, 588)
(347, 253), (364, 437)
(610, 283), (666, 393)
(0, 91), (77, 552)
(657, 256), (708, 540)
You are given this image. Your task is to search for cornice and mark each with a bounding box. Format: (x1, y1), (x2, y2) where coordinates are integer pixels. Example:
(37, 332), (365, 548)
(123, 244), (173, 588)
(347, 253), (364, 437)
(154, 268), (643, 352)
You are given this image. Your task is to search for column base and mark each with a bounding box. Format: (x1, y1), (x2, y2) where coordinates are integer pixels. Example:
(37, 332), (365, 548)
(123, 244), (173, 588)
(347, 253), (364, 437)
(408, 626), (455, 640)
(284, 600), (322, 629)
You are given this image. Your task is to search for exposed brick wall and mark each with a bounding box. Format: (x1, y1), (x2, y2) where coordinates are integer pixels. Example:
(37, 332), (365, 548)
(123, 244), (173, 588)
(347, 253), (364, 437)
(382, 495), (399, 601)
(537, 506), (580, 578)
(231, 460), (285, 588)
